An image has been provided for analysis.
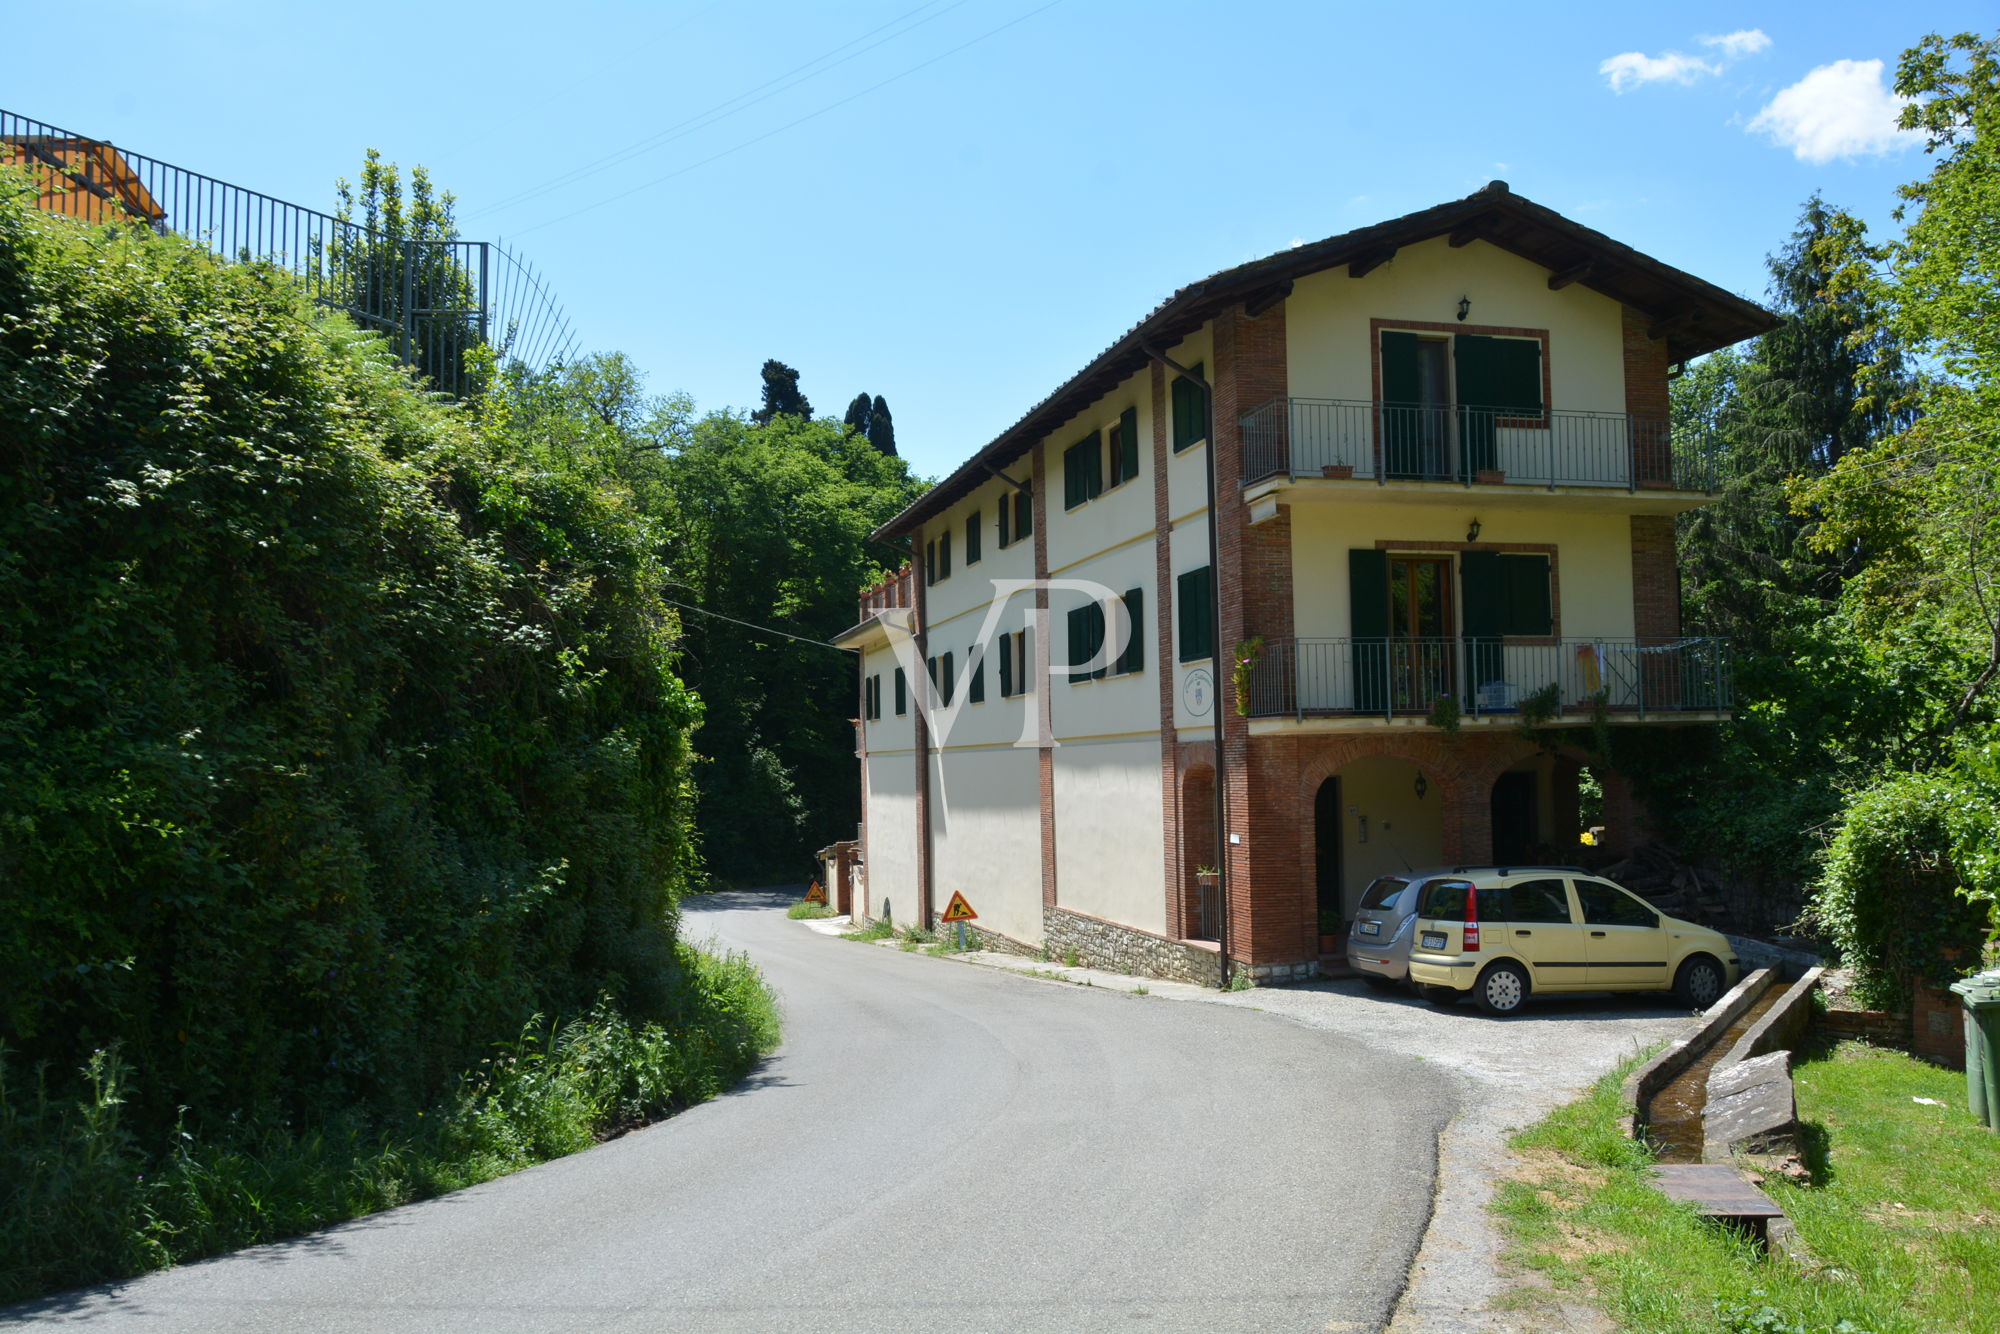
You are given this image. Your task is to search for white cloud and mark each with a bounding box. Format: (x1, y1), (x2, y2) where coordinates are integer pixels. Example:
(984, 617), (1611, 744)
(1701, 29), (1771, 59)
(1747, 59), (1915, 162)
(1601, 49), (1716, 93)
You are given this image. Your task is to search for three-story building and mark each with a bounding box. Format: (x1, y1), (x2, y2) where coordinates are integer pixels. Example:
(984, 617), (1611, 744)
(834, 182), (1775, 985)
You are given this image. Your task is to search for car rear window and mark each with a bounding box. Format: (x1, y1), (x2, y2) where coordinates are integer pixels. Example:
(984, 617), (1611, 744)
(1418, 879), (1476, 921)
(1359, 876), (1409, 911)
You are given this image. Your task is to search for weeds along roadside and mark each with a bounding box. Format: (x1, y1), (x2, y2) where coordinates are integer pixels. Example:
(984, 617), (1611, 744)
(0, 940), (779, 1307)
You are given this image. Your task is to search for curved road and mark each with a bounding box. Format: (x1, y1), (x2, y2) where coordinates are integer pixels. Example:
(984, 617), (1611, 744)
(7, 891), (1453, 1332)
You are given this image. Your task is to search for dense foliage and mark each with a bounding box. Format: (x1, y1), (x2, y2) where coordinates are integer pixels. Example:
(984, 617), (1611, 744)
(1648, 30), (2000, 996)
(0, 168), (707, 1155)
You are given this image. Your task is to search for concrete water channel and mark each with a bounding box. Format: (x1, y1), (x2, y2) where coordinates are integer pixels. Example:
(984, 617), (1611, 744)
(1646, 981), (1789, 1161)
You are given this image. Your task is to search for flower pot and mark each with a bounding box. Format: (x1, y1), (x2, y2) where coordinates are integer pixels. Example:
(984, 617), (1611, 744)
(1474, 468), (1505, 485)
(1319, 933), (1341, 954)
(1320, 463), (1355, 479)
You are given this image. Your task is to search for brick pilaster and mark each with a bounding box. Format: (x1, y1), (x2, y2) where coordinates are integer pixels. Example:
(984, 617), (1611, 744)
(913, 526), (933, 926)
(1032, 442), (1056, 909)
(1149, 360), (1187, 938)
(1211, 299), (1297, 970)
(1623, 305), (1673, 486)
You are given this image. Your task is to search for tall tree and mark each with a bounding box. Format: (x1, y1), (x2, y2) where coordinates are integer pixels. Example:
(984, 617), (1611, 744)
(843, 392), (874, 437)
(1676, 196), (1917, 654)
(751, 359), (812, 425)
(867, 393), (898, 457)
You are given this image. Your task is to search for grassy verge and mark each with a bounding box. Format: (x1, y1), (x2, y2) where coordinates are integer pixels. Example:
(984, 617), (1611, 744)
(786, 900), (835, 919)
(842, 918), (897, 942)
(0, 940), (779, 1306)
(1494, 1040), (2000, 1334)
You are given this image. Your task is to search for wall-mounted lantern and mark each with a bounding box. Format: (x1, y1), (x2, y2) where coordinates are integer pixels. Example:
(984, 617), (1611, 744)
(1413, 773), (1429, 800)
(1457, 295), (1472, 322)
(1465, 518), (1482, 543)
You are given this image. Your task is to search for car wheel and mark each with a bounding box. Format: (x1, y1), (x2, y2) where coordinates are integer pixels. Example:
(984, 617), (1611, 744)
(1422, 984), (1460, 1007)
(1473, 961), (1530, 1016)
(1674, 954), (1725, 1010)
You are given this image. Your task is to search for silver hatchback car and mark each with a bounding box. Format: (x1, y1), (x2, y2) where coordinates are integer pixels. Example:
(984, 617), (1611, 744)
(1347, 865), (1594, 988)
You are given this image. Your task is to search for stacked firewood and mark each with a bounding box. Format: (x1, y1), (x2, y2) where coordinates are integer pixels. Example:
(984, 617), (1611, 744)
(1598, 843), (1734, 928)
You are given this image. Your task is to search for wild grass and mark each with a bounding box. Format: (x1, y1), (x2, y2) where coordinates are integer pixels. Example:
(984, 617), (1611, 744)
(0, 941), (778, 1306)
(786, 900), (835, 919)
(1493, 1040), (2000, 1334)
(841, 918), (897, 942)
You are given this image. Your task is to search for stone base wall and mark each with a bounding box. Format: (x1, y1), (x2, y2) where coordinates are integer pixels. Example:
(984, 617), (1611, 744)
(1043, 906), (1223, 987)
(1244, 959), (1321, 985)
(1913, 982), (1967, 1069)
(1817, 1008), (1909, 1047)
(946, 919), (1041, 959)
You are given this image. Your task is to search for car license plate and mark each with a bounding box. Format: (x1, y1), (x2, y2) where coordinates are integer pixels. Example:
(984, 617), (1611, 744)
(1359, 921), (1380, 937)
(1421, 931), (1447, 950)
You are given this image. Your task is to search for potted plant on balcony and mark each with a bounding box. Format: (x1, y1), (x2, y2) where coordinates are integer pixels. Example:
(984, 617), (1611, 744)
(1321, 463), (1355, 479)
(1475, 467), (1505, 485)
(1232, 637), (1265, 716)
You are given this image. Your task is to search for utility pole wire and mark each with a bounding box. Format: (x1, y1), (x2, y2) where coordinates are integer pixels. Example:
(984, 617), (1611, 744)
(509, 0), (1066, 238)
(470, 0), (967, 219)
(664, 597), (856, 653)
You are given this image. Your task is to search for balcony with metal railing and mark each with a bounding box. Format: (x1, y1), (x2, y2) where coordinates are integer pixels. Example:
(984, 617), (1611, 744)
(1243, 636), (1733, 722)
(1, 107), (575, 399)
(1240, 398), (1717, 493)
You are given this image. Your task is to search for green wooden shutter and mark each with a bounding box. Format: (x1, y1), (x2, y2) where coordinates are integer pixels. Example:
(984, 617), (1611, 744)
(998, 633), (1014, 697)
(940, 531), (952, 580)
(1117, 587), (1144, 674)
(1172, 364), (1207, 451)
(1505, 555), (1552, 635)
(1088, 601), (1108, 679)
(1017, 483), (1034, 539)
(968, 648), (985, 702)
(1492, 339), (1543, 416)
(1453, 335), (1502, 474)
(966, 510), (981, 564)
(925, 540), (936, 585)
(1064, 441), (1086, 509)
(1119, 406), (1140, 481)
(1178, 566), (1213, 661)
(942, 651), (955, 705)
(1380, 332), (1423, 477)
(1461, 551), (1506, 689)
(1349, 549), (1389, 711)
(894, 667), (907, 715)
(996, 493), (1011, 547)
(1067, 605), (1088, 678)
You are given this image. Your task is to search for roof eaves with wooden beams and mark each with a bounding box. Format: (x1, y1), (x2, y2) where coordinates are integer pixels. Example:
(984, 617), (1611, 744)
(874, 181), (1779, 541)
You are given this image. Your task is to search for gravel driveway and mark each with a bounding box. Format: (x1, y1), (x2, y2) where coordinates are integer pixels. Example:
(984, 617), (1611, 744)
(829, 926), (1697, 1333)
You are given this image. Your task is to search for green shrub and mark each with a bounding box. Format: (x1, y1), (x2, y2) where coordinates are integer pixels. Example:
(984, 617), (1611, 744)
(1808, 768), (1993, 1007)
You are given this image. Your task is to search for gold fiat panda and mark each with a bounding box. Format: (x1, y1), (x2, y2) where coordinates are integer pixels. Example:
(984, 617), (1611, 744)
(1404, 868), (1737, 1016)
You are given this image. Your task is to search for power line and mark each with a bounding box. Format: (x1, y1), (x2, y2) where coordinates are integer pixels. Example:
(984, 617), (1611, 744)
(467, 0), (968, 220)
(507, 0), (1065, 238)
(664, 597), (856, 653)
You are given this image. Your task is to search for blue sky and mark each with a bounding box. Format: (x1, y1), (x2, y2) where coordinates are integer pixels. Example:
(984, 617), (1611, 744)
(12, 1), (1988, 481)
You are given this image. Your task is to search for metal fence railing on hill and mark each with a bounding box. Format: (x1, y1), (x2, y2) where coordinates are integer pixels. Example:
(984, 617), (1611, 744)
(1, 108), (575, 398)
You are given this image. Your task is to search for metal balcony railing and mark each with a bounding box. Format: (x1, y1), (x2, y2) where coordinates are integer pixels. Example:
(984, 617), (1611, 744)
(1243, 637), (1734, 721)
(1, 108), (575, 399)
(1240, 397), (1716, 492)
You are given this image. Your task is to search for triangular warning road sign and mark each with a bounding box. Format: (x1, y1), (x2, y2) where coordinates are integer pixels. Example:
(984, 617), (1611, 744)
(804, 879), (826, 904)
(941, 890), (978, 922)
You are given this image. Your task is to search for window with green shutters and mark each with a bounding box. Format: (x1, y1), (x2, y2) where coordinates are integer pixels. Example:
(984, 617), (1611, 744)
(893, 667), (907, 715)
(1064, 431), (1103, 510)
(1461, 552), (1553, 637)
(1176, 566), (1214, 662)
(1067, 601), (1107, 681)
(1172, 364), (1207, 452)
(938, 531), (952, 582)
(1107, 406), (1140, 487)
(1016, 483), (1034, 540)
(997, 492), (1012, 548)
(965, 509), (982, 564)
(1114, 587), (1144, 675)
(940, 651), (955, 705)
(996, 628), (1030, 697)
(1348, 549), (1390, 711)
(967, 647), (985, 703)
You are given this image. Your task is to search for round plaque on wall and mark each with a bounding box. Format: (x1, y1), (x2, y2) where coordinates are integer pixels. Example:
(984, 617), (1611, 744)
(1182, 666), (1214, 717)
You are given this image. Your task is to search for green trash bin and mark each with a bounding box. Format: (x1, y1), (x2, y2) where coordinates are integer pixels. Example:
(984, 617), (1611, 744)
(1949, 968), (2000, 1130)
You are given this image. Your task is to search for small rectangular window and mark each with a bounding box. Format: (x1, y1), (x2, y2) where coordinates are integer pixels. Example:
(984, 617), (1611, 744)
(1177, 566), (1214, 662)
(1172, 364), (1207, 452)
(894, 667), (907, 715)
(1114, 587), (1145, 675)
(968, 647), (985, 703)
(1068, 601), (1107, 682)
(966, 510), (982, 564)
(1108, 405), (1140, 485)
(1064, 432), (1103, 510)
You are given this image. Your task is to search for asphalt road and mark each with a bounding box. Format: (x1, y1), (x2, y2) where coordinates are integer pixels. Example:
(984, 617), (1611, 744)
(6, 890), (1454, 1333)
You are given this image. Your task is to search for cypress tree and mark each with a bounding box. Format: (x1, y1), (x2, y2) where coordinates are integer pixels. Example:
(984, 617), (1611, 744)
(752, 359), (812, 425)
(867, 394), (898, 457)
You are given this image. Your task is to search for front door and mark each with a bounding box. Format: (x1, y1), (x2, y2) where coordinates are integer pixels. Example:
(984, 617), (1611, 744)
(1492, 770), (1538, 865)
(1314, 778), (1342, 933)
(1388, 555), (1453, 712)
